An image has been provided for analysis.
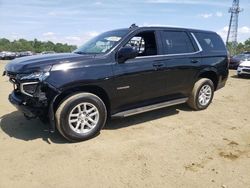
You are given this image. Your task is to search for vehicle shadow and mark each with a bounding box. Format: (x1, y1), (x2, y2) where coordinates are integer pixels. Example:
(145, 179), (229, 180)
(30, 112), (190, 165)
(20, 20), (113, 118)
(231, 75), (250, 79)
(105, 104), (191, 130)
(0, 104), (191, 143)
(0, 111), (67, 144)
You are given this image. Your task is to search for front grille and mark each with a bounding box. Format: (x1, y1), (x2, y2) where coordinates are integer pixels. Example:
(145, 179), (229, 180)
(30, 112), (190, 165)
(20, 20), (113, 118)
(243, 69), (250, 73)
(22, 83), (38, 96)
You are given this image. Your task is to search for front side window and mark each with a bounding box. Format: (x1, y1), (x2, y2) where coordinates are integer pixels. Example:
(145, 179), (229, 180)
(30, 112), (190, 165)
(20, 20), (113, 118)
(74, 29), (129, 54)
(125, 36), (145, 55)
(162, 31), (195, 54)
(124, 31), (157, 57)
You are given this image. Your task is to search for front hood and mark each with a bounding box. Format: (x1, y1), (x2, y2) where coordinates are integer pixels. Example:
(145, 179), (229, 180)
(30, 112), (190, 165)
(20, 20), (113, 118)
(239, 60), (250, 67)
(5, 53), (95, 73)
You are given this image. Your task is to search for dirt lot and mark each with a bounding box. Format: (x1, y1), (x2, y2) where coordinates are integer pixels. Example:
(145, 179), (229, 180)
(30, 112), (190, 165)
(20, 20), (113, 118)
(0, 60), (250, 188)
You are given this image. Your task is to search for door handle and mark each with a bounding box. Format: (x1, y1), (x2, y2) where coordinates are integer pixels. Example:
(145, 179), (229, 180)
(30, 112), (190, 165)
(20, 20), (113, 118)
(153, 63), (165, 70)
(153, 63), (164, 67)
(191, 59), (199, 64)
(153, 63), (164, 70)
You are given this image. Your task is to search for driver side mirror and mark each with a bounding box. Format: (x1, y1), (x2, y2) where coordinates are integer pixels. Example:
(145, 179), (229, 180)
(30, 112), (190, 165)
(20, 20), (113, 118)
(117, 47), (137, 63)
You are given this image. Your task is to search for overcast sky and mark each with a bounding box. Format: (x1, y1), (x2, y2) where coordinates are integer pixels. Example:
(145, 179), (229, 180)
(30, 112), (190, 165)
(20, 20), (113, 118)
(0, 0), (250, 46)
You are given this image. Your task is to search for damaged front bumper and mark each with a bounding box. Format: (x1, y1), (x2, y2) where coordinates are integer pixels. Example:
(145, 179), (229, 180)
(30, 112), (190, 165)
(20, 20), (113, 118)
(10, 92), (60, 133)
(6, 72), (60, 132)
(9, 92), (45, 118)
(8, 89), (60, 132)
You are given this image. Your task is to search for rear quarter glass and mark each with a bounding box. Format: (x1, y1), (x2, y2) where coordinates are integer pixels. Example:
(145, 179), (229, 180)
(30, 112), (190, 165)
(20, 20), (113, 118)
(194, 32), (227, 55)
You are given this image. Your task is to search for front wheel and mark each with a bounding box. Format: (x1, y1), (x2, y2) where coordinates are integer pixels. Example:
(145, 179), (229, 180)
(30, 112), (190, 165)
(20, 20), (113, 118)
(55, 93), (107, 142)
(187, 78), (214, 110)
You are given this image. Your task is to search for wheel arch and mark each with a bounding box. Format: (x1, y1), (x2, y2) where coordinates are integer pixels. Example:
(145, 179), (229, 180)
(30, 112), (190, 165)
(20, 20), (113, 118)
(54, 85), (111, 116)
(197, 68), (219, 90)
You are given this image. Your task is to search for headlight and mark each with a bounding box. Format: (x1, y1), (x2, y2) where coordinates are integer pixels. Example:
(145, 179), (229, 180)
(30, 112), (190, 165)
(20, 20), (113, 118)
(20, 72), (50, 81)
(18, 65), (52, 81)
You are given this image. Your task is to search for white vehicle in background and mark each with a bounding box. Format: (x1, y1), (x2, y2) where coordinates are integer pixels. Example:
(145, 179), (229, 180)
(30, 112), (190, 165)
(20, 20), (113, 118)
(0, 51), (16, 60)
(0, 52), (6, 59)
(41, 51), (56, 54)
(237, 57), (250, 77)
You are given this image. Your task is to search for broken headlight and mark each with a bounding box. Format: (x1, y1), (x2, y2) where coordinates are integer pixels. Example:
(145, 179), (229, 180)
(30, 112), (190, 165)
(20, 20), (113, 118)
(18, 65), (52, 82)
(20, 72), (50, 81)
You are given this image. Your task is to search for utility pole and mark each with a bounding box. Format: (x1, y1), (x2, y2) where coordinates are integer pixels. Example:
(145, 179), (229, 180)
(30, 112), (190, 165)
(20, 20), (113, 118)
(226, 0), (243, 55)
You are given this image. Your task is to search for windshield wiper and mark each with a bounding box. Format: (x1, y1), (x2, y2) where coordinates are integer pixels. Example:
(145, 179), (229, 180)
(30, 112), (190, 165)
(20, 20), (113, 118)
(74, 51), (101, 55)
(74, 51), (88, 54)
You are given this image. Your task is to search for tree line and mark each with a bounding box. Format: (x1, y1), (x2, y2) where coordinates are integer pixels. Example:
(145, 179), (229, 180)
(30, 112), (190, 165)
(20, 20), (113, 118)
(0, 38), (77, 53)
(227, 38), (250, 56)
(1, 37), (249, 55)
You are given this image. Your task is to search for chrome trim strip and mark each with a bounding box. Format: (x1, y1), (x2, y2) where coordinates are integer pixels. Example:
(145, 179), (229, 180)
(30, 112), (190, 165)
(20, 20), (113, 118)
(20, 82), (39, 97)
(112, 97), (188, 118)
(135, 52), (200, 59)
(117, 86), (130, 90)
(191, 32), (203, 52)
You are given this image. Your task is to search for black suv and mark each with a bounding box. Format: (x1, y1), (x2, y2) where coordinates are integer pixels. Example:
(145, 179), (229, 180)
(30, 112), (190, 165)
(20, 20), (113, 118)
(4, 25), (228, 141)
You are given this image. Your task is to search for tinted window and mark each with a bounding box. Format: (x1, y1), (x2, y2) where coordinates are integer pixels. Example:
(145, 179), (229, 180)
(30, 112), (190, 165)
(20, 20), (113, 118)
(162, 31), (195, 54)
(195, 32), (226, 53)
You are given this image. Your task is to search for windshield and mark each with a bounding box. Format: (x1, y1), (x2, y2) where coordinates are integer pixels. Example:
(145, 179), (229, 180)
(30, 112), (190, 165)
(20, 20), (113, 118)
(74, 29), (129, 54)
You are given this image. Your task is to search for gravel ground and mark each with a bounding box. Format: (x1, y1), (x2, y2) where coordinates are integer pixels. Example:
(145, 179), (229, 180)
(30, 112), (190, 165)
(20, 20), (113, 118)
(0, 60), (250, 188)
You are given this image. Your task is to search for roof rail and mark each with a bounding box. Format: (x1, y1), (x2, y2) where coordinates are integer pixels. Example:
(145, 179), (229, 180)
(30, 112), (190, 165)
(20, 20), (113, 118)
(129, 23), (138, 29)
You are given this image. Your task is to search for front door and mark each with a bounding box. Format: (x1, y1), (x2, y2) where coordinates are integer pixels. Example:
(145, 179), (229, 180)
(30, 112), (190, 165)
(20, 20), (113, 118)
(111, 30), (168, 113)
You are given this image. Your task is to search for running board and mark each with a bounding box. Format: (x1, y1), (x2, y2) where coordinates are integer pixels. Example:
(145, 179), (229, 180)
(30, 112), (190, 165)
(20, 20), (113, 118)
(112, 97), (188, 118)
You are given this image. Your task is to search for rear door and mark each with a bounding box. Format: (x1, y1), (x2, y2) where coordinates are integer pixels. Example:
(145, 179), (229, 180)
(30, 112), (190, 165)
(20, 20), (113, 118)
(159, 30), (202, 97)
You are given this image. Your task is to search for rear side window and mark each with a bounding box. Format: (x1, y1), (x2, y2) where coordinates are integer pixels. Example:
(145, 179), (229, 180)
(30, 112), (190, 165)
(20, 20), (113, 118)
(194, 32), (226, 53)
(161, 31), (195, 54)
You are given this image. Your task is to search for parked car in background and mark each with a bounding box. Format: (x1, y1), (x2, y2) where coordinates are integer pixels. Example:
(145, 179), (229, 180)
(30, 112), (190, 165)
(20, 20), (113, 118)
(237, 57), (250, 77)
(0, 52), (6, 60)
(229, 54), (250, 69)
(18, 51), (34, 57)
(229, 56), (241, 69)
(41, 51), (56, 55)
(0, 51), (34, 60)
(0, 51), (16, 60)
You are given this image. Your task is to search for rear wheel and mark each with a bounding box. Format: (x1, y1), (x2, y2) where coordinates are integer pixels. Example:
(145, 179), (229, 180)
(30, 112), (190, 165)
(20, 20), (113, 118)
(55, 93), (107, 142)
(187, 78), (214, 110)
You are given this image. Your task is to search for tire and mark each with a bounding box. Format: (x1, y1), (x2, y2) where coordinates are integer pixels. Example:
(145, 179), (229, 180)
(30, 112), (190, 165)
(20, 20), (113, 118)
(187, 78), (214, 110)
(55, 93), (107, 142)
